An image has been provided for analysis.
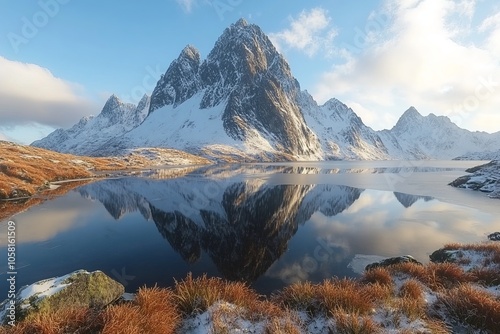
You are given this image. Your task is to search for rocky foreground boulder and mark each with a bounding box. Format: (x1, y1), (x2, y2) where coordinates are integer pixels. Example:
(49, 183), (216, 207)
(365, 255), (422, 271)
(0, 270), (124, 324)
(449, 160), (500, 198)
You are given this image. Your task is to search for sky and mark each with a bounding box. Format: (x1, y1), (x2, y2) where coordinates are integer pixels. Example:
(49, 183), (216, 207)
(0, 0), (500, 144)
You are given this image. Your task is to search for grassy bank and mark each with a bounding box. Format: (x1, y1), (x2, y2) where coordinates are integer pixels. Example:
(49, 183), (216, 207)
(0, 141), (211, 219)
(1, 242), (499, 333)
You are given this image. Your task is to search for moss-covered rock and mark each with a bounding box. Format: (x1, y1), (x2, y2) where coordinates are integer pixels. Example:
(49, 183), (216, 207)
(0, 269), (124, 324)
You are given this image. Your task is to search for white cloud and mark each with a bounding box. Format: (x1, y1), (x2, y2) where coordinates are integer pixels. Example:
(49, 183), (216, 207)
(313, 0), (500, 133)
(0, 56), (95, 129)
(269, 8), (338, 57)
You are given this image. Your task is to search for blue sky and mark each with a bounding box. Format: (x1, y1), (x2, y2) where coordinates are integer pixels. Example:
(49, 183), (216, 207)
(1, 0), (500, 144)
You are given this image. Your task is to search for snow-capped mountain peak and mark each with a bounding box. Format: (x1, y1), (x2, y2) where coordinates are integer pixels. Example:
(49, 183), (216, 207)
(32, 94), (150, 155)
(149, 45), (202, 113)
(32, 19), (500, 161)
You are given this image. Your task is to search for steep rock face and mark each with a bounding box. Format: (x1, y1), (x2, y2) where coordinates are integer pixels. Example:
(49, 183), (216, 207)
(149, 46), (202, 112)
(32, 94), (150, 155)
(108, 19), (321, 160)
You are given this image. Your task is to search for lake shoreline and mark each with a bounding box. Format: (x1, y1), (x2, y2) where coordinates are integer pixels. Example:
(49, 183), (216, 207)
(2, 240), (499, 333)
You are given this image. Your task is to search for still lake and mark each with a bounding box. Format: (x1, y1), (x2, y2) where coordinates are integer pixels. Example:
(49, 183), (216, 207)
(1, 160), (500, 295)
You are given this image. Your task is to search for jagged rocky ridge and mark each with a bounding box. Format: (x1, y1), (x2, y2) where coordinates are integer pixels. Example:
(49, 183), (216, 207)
(75, 165), (434, 282)
(33, 19), (500, 161)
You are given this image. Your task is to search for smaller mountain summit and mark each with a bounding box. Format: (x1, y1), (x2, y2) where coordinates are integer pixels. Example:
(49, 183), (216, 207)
(32, 94), (150, 155)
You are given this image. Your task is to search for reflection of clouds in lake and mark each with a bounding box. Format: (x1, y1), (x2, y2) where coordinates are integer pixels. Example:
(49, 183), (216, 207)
(0, 192), (94, 246)
(306, 190), (500, 263)
(267, 189), (500, 285)
(266, 260), (310, 284)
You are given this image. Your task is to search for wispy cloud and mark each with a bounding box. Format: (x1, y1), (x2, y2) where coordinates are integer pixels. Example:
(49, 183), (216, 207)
(0, 132), (13, 142)
(313, 0), (500, 133)
(176, 0), (196, 13)
(0, 56), (95, 129)
(269, 8), (338, 57)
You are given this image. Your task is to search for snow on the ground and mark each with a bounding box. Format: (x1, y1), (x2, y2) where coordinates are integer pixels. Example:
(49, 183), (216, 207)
(178, 302), (266, 334)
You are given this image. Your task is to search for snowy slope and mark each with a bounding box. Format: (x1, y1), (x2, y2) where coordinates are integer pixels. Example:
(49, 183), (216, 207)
(300, 92), (390, 160)
(379, 107), (500, 159)
(32, 94), (150, 155)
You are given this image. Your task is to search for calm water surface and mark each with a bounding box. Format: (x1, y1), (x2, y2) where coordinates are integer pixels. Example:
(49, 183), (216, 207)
(1, 161), (499, 295)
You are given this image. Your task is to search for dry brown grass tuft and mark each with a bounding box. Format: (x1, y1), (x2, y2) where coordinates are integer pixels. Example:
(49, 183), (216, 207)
(361, 267), (393, 287)
(362, 283), (394, 305)
(398, 279), (424, 300)
(319, 279), (374, 316)
(470, 267), (500, 286)
(264, 314), (303, 334)
(331, 313), (382, 334)
(426, 263), (470, 290)
(8, 307), (103, 334)
(102, 286), (179, 334)
(272, 281), (318, 314)
(173, 273), (223, 315)
(101, 304), (142, 334)
(437, 284), (500, 332)
(397, 296), (426, 320)
(387, 262), (429, 283)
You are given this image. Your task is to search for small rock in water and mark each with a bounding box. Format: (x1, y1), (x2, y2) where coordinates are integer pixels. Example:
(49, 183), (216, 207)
(488, 232), (500, 241)
(365, 255), (422, 271)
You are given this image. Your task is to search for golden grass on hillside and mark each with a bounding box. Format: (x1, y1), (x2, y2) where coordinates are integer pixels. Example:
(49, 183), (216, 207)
(0, 141), (212, 202)
(0, 141), (125, 200)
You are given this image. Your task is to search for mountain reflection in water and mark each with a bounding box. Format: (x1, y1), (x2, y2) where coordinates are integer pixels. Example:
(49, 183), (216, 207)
(3, 163), (496, 295)
(77, 165), (435, 283)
